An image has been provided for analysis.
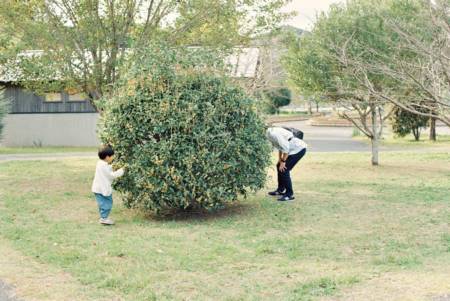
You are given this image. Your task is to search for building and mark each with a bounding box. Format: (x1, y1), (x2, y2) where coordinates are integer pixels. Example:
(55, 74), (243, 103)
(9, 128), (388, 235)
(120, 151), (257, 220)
(0, 84), (99, 146)
(0, 48), (259, 147)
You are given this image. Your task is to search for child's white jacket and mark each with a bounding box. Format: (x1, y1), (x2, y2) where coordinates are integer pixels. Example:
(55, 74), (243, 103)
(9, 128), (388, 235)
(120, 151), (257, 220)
(91, 160), (124, 196)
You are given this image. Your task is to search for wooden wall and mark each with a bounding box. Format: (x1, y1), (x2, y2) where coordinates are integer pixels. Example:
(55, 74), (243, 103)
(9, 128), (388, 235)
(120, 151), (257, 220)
(3, 84), (97, 114)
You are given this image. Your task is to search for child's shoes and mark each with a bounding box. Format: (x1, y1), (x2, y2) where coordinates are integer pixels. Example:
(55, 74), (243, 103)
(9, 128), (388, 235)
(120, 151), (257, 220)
(99, 218), (115, 225)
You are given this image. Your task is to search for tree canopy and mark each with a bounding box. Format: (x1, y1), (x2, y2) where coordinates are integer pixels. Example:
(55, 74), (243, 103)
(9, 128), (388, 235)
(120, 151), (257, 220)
(283, 0), (442, 165)
(0, 0), (291, 108)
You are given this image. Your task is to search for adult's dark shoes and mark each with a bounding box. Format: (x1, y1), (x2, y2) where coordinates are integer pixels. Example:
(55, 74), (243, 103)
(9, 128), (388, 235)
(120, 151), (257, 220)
(268, 190), (285, 196)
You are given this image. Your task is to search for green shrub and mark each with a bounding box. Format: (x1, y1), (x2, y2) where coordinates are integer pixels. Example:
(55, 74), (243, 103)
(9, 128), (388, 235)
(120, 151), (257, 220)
(352, 127), (362, 137)
(391, 106), (428, 141)
(99, 45), (271, 214)
(263, 87), (292, 114)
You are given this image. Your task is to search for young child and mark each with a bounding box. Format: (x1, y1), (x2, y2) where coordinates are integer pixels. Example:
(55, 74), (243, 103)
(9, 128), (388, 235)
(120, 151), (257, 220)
(91, 145), (124, 225)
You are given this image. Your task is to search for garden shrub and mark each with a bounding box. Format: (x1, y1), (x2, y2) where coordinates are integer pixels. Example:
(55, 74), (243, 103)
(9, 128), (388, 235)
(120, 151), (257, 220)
(263, 87), (292, 114)
(99, 45), (271, 214)
(391, 106), (428, 141)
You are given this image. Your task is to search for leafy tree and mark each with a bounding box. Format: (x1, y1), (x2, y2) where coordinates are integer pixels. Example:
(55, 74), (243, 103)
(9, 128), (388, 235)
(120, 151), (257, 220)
(264, 87), (292, 114)
(364, 0), (450, 126)
(323, 0), (447, 141)
(99, 44), (271, 214)
(0, 0), (290, 109)
(174, 0), (292, 47)
(283, 0), (430, 165)
(391, 106), (429, 141)
(283, 0), (395, 165)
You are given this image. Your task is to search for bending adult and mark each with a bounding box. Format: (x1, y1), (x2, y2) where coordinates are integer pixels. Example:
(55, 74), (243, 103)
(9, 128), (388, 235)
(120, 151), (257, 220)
(266, 126), (307, 201)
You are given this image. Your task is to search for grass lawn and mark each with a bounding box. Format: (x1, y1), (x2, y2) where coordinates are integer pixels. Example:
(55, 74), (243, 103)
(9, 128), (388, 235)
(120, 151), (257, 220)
(379, 134), (450, 147)
(353, 129), (450, 150)
(266, 113), (310, 124)
(0, 152), (450, 300)
(0, 146), (97, 155)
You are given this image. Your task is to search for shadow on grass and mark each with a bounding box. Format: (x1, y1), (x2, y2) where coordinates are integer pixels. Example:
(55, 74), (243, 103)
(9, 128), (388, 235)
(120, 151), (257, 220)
(144, 201), (257, 223)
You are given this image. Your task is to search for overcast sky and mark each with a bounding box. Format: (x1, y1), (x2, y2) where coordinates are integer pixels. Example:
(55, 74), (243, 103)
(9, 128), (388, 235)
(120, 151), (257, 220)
(282, 0), (345, 30)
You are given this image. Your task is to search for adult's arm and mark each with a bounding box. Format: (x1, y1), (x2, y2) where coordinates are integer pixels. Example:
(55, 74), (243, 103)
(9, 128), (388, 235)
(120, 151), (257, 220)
(279, 152), (288, 172)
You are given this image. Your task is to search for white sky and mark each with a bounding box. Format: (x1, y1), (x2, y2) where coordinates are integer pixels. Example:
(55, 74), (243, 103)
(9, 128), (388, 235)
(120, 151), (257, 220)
(282, 0), (345, 30)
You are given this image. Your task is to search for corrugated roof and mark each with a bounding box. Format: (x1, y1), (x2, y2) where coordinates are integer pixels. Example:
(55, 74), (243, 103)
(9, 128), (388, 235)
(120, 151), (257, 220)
(0, 48), (260, 82)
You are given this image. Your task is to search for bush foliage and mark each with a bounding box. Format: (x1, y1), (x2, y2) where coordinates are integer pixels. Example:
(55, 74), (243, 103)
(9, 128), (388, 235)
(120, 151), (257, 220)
(263, 87), (292, 114)
(391, 106), (428, 141)
(99, 45), (271, 214)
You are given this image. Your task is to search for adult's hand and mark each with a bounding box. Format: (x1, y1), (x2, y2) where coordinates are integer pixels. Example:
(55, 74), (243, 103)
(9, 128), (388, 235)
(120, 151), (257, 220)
(279, 162), (287, 172)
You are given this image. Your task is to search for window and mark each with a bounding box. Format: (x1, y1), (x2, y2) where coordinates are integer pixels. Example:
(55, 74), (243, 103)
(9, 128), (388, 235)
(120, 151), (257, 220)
(45, 93), (62, 102)
(68, 92), (88, 102)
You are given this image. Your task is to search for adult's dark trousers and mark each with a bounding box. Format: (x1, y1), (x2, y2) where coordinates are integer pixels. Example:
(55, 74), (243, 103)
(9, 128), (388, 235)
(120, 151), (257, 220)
(277, 148), (306, 197)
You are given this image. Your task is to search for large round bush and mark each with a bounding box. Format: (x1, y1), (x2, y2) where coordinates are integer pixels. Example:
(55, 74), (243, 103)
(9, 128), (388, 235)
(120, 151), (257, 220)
(99, 46), (271, 214)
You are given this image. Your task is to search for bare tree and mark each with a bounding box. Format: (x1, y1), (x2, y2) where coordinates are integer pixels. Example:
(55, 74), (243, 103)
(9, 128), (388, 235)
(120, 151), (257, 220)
(349, 0), (450, 126)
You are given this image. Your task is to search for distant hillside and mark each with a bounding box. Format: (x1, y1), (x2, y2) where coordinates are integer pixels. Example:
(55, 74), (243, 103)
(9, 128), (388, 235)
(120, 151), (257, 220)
(252, 25), (305, 47)
(280, 25), (305, 36)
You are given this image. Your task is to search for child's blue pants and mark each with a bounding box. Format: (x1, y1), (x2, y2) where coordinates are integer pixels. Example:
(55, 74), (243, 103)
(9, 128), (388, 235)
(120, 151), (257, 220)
(94, 193), (113, 219)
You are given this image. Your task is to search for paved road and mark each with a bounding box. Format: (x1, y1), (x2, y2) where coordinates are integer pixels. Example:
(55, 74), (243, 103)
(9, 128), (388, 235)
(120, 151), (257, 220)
(276, 120), (450, 152)
(275, 120), (370, 152)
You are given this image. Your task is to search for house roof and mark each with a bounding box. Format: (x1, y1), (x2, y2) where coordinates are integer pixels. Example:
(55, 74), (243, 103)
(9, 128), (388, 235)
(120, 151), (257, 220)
(0, 48), (260, 83)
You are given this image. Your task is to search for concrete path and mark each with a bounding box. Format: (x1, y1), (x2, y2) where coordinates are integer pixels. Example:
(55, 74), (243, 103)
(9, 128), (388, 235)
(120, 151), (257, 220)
(0, 281), (20, 301)
(0, 152), (96, 162)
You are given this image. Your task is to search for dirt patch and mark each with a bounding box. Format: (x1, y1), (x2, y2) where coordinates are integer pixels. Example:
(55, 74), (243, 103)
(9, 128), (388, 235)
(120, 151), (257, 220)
(0, 237), (119, 301)
(321, 267), (450, 301)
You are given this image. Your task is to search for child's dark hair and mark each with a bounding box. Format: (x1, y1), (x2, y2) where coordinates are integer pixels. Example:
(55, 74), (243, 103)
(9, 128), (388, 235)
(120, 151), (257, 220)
(98, 145), (114, 160)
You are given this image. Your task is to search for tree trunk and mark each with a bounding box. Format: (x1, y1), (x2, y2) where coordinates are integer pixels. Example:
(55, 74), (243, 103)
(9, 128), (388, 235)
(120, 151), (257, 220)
(316, 101), (319, 113)
(87, 89), (103, 113)
(413, 128), (420, 141)
(371, 104), (379, 166)
(371, 136), (379, 166)
(429, 117), (436, 141)
(308, 101), (313, 115)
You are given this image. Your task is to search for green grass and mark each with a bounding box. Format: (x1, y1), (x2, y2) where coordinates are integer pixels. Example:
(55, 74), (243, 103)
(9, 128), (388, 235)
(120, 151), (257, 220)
(277, 111), (310, 116)
(352, 126), (450, 149)
(266, 113), (310, 123)
(291, 277), (360, 301)
(0, 146), (97, 154)
(380, 134), (450, 147)
(0, 152), (450, 300)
